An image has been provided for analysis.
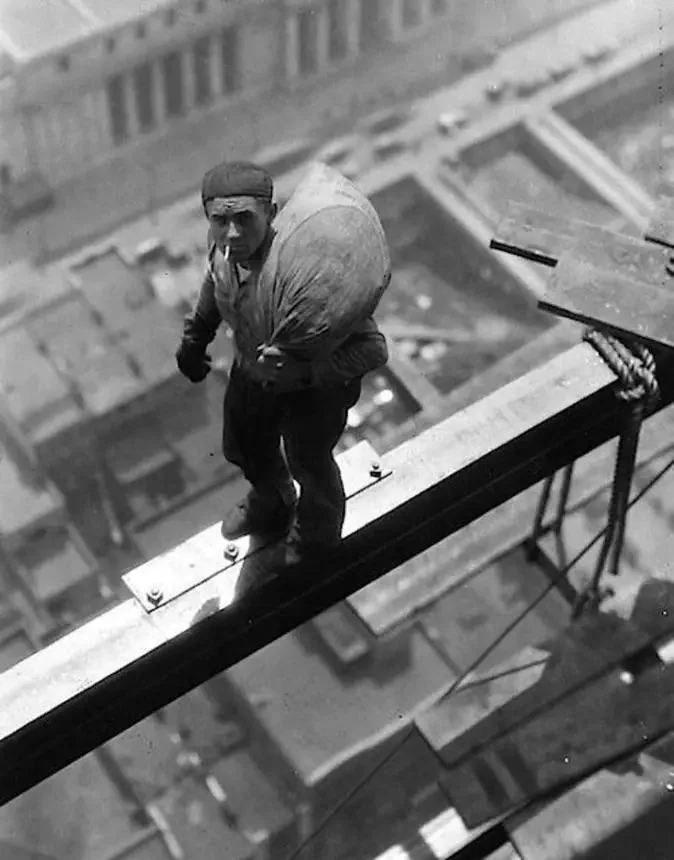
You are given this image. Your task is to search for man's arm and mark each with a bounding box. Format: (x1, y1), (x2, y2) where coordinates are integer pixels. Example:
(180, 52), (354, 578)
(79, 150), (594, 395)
(182, 261), (222, 348)
(312, 317), (388, 385)
(176, 251), (223, 383)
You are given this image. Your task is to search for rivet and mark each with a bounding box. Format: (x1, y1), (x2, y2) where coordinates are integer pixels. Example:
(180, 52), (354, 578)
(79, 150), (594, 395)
(620, 670), (635, 685)
(147, 587), (163, 606)
(224, 542), (240, 561)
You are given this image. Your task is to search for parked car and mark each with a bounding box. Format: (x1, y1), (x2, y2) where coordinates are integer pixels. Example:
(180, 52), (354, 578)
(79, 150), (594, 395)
(582, 44), (613, 65)
(372, 135), (407, 162)
(548, 62), (575, 82)
(360, 106), (412, 136)
(484, 78), (508, 102)
(436, 109), (469, 136)
(315, 139), (362, 180)
(255, 138), (316, 178)
(514, 74), (547, 97)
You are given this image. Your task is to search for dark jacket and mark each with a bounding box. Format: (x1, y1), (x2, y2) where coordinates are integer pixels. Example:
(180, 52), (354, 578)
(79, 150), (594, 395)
(181, 234), (389, 389)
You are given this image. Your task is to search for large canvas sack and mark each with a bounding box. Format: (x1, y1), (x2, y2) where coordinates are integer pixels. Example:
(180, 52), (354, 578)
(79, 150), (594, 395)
(241, 162), (391, 361)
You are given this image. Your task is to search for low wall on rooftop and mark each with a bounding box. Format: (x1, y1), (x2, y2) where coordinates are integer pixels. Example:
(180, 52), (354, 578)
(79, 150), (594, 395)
(555, 46), (674, 133)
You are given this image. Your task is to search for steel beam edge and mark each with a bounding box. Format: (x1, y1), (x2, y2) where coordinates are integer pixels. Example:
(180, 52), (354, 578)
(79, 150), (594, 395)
(2, 342), (674, 805)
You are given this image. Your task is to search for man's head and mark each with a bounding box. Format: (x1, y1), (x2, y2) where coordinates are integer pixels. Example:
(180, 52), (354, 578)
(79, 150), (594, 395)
(201, 161), (277, 263)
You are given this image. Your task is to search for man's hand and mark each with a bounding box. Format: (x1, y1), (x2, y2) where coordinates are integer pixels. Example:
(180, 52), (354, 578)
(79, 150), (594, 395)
(256, 346), (312, 392)
(176, 341), (212, 383)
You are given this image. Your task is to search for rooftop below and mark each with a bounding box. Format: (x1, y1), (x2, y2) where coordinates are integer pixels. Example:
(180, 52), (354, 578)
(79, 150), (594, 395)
(226, 627), (453, 787)
(0, 455), (62, 539)
(0, 0), (172, 62)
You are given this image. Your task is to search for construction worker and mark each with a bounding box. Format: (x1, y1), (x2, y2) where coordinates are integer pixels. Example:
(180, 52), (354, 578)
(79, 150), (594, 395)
(175, 161), (389, 568)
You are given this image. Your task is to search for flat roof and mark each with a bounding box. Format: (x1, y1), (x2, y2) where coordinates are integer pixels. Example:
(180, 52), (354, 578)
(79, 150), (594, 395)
(73, 250), (179, 387)
(226, 628), (453, 785)
(0, 841), (59, 860)
(104, 426), (176, 487)
(18, 530), (95, 602)
(415, 645), (550, 755)
(0, 455), (61, 538)
(0, 326), (83, 439)
(155, 779), (253, 860)
(0, 0), (171, 61)
(0, 0), (91, 61)
(0, 261), (71, 332)
(159, 687), (242, 765)
(105, 715), (183, 804)
(75, 0), (170, 28)
(105, 832), (170, 860)
(0, 627), (33, 674)
(27, 295), (142, 416)
(210, 750), (294, 838)
(0, 751), (144, 858)
(417, 548), (570, 677)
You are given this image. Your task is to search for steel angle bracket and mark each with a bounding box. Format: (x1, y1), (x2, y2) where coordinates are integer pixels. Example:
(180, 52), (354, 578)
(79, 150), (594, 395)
(122, 440), (392, 613)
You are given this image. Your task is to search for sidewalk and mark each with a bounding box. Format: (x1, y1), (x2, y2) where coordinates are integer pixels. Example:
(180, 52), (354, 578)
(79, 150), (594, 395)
(0, 0), (660, 271)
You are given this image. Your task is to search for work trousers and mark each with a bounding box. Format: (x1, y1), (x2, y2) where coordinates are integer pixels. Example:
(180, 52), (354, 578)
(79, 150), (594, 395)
(222, 360), (362, 546)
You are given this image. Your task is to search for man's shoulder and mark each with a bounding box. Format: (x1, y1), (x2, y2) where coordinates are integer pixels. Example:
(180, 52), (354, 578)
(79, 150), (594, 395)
(351, 316), (380, 336)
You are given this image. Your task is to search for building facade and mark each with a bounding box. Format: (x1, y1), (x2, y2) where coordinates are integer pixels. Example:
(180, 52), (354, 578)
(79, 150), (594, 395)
(0, 0), (280, 187)
(0, 0), (454, 191)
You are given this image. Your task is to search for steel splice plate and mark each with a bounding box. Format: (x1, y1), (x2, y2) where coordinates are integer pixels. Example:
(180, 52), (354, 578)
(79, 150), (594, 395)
(122, 440), (391, 612)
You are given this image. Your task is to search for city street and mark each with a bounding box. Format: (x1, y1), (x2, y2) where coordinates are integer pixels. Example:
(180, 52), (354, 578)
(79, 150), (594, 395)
(1, 0), (662, 271)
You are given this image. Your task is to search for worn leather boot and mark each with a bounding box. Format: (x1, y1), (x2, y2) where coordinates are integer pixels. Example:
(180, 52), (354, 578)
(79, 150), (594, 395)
(221, 488), (297, 541)
(271, 524), (340, 571)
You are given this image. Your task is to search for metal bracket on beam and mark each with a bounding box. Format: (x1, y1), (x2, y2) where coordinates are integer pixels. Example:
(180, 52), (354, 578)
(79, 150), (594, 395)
(122, 440), (392, 612)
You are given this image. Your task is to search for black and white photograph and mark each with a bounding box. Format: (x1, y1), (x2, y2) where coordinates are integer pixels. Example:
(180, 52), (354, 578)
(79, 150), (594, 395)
(1, 1), (674, 858)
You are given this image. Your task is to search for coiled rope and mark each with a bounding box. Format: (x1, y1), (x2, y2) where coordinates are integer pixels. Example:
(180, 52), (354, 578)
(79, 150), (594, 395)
(572, 327), (660, 617)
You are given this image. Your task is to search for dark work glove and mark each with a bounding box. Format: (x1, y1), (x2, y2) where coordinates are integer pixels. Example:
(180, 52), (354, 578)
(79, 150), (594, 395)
(176, 341), (212, 383)
(255, 345), (313, 392)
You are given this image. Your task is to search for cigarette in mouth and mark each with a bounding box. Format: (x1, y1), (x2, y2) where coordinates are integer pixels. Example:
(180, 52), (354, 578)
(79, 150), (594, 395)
(223, 244), (231, 262)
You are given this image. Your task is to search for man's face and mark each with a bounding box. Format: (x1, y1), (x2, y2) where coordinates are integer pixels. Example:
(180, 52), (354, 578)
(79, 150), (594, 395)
(206, 196), (274, 263)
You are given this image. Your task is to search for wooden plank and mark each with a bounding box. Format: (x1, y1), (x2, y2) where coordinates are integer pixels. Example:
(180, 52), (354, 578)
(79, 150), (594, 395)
(540, 254), (674, 351)
(492, 214), (673, 283)
(506, 729), (674, 860)
(491, 201), (674, 284)
(490, 201), (635, 267)
(645, 195), (674, 249)
(438, 580), (674, 828)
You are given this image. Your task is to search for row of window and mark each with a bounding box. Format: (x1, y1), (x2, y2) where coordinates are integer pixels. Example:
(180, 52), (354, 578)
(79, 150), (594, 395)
(106, 28), (239, 145)
(104, 0), (449, 142)
(296, 0), (351, 77)
(295, 0), (448, 78)
(402, 0), (447, 30)
(60, 0), (449, 74)
(57, 0), (212, 71)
